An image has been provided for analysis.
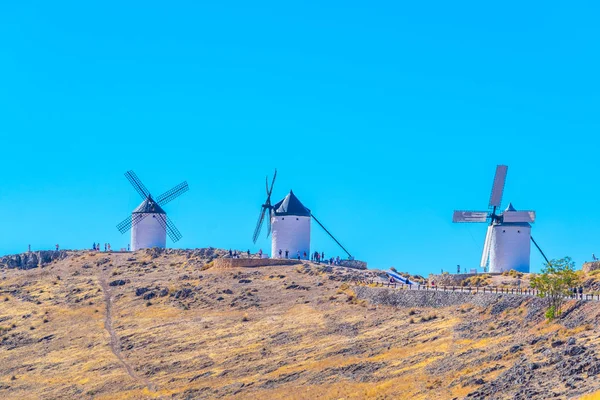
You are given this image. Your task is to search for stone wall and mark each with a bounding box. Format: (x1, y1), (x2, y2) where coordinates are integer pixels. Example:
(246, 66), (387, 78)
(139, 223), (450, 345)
(339, 260), (367, 270)
(354, 286), (547, 314)
(0, 250), (70, 270)
(213, 258), (303, 269)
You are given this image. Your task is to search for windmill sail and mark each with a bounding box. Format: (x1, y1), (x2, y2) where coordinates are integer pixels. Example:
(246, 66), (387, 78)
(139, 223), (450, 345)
(157, 181), (189, 206)
(125, 170), (151, 199)
(253, 207), (267, 243)
(452, 211), (489, 223)
(252, 169), (277, 243)
(480, 225), (493, 268)
(488, 165), (508, 208)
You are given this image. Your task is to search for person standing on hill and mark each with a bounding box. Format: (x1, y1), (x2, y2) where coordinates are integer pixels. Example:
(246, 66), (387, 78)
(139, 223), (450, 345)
(285, 249), (289, 259)
(108, 243), (111, 252)
(278, 249), (282, 259)
(55, 244), (59, 251)
(321, 252), (325, 261)
(104, 243), (107, 252)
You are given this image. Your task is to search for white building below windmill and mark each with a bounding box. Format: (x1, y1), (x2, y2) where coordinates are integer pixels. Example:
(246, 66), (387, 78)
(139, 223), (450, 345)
(487, 203), (532, 273)
(131, 197), (167, 251)
(271, 191), (311, 259)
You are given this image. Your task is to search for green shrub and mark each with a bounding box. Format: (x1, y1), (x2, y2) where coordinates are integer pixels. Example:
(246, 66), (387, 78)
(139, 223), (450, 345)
(545, 305), (556, 321)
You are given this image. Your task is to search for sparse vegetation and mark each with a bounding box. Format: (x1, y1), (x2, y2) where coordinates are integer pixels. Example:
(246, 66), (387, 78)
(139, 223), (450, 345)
(419, 314), (437, 322)
(462, 274), (491, 287)
(502, 269), (524, 278)
(1, 249), (599, 400)
(530, 257), (579, 320)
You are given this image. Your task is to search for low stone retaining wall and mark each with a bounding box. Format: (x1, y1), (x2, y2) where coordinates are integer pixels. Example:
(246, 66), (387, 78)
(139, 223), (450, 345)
(354, 286), (547, 313)
(213, 258), (302, 269)
(339, 260), (367, 270)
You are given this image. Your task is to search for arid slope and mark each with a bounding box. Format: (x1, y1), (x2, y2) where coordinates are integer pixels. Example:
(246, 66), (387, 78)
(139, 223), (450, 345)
(1, 250), (600, 399)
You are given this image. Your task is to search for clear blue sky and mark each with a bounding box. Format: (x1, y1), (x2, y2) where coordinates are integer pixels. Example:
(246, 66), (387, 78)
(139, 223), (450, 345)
(1, 1), (599, 275)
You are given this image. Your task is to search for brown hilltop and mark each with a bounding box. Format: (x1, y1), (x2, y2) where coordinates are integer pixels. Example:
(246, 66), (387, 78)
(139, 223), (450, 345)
(1, 249), (600, 399)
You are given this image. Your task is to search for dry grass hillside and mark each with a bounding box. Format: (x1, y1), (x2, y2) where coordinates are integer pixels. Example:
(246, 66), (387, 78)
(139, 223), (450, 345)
(2, 249), (600, 399)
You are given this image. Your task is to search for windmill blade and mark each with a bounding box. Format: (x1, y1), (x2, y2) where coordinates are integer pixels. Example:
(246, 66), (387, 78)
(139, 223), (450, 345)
(155, 214), (183, 242)
(480, 225), (493, 267)
(488, 165), (508, 208)
(453, 210), (489, 223)
(116, 215), (133, 234)
(116, 213), (149, 234)
(125, 170), (151, 199)
(268, 169), (277, 197)
(166, 216), (183, 242)
(530, 236), (551, 266)
(156, 181), (189, 206)
(502, 211), (536, 223)
(311, 214), (353, 259)
(253, 207), (266, 244)
(267, 210), (272, 237)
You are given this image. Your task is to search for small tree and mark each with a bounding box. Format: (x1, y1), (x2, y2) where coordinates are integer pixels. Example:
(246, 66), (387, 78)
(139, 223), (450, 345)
(530, 257), (579, 320)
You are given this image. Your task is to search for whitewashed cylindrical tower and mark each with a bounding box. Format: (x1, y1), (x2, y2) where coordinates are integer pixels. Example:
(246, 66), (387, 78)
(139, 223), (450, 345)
(489, 204), (532, 273)
(131, 198), (167, 251)
(271, 191), (311, 260)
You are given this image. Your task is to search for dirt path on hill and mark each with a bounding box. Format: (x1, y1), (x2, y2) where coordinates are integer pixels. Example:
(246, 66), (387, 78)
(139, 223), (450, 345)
(99, 273), (157, 392)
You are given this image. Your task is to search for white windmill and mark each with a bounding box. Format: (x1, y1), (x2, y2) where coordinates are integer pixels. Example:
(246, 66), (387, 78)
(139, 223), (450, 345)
(116, 170), (189, 251)
(252, 169), (353, 260)
(453, 165), (549, 273)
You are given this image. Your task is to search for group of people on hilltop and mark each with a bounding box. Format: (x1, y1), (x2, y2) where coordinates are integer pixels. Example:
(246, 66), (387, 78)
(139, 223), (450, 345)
(571, 286), (585, 299)
(228, 249), (260, 259)
(92, 242), (112, 252)
(225, 248), (343, 264)
(310, 251), (342, 266)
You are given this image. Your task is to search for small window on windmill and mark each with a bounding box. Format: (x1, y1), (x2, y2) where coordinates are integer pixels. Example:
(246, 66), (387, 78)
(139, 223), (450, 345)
(518, 230), (521, 233)
(503, 230), (506, 233)
(296, 218), (299, 220)
(282, 217), (285, 220)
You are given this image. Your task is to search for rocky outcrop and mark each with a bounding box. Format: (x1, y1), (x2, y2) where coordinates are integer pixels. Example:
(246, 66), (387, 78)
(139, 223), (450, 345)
(0, 251), (69, 270)
(582, 262), (600, 273)
(139, 247), (227, 260)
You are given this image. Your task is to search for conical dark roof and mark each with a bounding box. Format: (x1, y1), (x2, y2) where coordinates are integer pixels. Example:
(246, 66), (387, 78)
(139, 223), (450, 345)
(505, 202), (517, 212)
(272, 191), (311, 217)
(133, 197), (166, 214)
